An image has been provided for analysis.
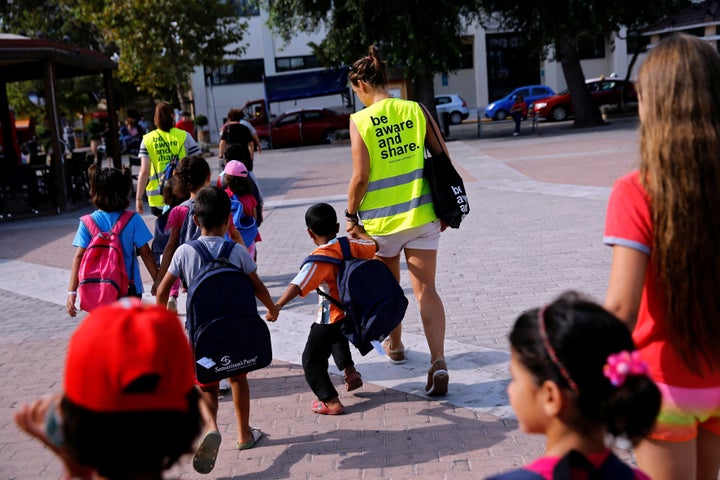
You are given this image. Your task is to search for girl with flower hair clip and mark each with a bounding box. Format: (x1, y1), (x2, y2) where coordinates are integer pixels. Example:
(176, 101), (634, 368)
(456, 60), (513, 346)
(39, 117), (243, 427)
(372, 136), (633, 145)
(486, 291), (661, 480)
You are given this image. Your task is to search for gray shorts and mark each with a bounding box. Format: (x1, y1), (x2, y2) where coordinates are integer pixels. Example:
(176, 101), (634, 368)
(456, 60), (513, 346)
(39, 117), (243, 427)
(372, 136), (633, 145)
(374, 221), (441, 258)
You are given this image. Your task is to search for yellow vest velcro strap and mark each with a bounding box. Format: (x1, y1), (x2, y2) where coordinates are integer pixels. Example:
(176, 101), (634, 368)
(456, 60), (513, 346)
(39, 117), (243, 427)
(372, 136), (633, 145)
(360, 193), (433, 220)
(367, 168), (424, 193)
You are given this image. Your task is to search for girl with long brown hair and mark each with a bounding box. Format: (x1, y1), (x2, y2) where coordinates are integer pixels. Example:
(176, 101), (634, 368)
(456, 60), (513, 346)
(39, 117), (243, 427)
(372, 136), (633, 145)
(604, 33), (720, 480)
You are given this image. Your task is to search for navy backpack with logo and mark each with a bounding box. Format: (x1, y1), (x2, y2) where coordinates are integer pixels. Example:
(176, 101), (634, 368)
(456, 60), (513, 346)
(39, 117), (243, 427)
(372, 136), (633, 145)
(302, 236), (408, 355)
(185, 240), (272, 383)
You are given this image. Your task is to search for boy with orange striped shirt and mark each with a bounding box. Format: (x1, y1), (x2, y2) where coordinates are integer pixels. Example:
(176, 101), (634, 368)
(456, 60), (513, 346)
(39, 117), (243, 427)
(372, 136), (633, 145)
(270, 203), (376, 415)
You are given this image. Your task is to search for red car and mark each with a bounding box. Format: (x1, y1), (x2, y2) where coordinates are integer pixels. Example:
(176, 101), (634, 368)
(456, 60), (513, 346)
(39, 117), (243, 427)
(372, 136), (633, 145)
(532, 78), (637, 121)
(255, 108), (350, 149)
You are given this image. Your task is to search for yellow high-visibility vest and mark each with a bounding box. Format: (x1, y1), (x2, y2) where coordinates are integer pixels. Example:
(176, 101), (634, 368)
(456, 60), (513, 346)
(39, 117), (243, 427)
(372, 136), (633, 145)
(143, 128), (188, 208)
(352, 98), (436, 236)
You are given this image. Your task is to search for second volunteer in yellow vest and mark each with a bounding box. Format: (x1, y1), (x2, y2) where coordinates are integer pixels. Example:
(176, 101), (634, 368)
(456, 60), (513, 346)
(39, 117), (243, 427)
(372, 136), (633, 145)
(135, 102), (201, 216)
(346, 45), (450, 397)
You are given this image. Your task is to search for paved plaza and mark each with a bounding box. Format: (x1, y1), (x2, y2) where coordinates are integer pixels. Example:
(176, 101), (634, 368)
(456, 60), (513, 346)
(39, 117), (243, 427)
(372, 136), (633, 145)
(0, 117), (643, 479)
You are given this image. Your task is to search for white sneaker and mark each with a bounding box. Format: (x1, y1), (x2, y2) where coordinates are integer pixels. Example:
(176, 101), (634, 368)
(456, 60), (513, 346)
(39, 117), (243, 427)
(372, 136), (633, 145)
(167, 295), (178, 311)
(219, 379), (231, 392)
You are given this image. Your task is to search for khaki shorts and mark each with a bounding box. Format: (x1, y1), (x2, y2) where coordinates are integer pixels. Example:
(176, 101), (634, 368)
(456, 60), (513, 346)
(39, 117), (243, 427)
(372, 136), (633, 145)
(374, 221), (441, 258)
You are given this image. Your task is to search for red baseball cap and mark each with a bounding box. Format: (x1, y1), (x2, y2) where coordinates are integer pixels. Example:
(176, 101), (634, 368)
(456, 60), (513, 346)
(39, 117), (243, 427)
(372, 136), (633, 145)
(64, 299), (194, 413)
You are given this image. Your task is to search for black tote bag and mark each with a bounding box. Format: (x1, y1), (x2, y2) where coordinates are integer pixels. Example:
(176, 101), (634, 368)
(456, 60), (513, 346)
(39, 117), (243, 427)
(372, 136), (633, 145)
(421, 105), (469, 228)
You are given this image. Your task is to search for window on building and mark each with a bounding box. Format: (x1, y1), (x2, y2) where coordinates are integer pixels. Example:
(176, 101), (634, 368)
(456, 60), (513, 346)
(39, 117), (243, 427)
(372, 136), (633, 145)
(626, 33), (651, 55)
(578, 35), (606, 59)
(275, 55), (321, 72)
(205, 59), (265, 86)
(229, 0), (259, 16)
(460, 41), (474, 69)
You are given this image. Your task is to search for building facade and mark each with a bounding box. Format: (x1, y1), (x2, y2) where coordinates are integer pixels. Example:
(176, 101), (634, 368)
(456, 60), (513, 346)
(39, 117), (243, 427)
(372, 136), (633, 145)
(191, 4), (717, 141)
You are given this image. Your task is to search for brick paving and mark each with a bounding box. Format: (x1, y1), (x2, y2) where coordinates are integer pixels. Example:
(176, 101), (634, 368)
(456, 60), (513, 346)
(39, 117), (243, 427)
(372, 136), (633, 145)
(0, 117), (647, 479)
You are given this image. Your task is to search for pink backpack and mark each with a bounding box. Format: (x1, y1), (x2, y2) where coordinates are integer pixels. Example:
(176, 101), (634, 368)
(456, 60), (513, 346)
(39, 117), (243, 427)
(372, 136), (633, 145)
(78, 211), (134, 312)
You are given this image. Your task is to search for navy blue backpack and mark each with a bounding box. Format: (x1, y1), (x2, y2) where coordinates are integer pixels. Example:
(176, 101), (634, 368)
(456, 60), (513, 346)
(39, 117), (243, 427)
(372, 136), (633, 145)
(302, 236), (408, 355)
(185, 240), (272, 383)
(485, 450), (636, 480)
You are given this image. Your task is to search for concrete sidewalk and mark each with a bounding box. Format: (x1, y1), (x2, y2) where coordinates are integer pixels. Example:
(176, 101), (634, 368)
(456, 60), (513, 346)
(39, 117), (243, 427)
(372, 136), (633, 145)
(0, 117), (642, 479)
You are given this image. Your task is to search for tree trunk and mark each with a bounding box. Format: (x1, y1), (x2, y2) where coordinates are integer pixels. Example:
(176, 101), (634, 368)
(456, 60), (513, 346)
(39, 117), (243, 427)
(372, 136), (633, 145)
(556, 40), (605, 128)
(409, 65), (437, 122)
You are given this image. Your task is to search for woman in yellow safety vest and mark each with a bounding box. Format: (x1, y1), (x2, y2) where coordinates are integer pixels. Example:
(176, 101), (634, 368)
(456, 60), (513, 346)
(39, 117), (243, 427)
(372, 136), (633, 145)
(135, 102), (201, 216)
(346, 45), (450, 396)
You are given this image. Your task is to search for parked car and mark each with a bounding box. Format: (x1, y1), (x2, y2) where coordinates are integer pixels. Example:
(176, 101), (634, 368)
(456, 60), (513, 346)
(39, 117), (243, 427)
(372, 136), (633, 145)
(255, 108), (350, 150)
(532, 78), (638, 122)
(434, 94), (470, 125)
(484, 85), (555, 121)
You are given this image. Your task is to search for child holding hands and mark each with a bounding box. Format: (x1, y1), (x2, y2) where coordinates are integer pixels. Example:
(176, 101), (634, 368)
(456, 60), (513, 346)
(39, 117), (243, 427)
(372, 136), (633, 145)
(271, 203), (374, 415)
(156, 186), (278, 474)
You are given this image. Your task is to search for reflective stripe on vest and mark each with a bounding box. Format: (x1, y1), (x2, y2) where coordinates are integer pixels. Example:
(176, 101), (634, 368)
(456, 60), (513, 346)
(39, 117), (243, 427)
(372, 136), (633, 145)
(352, 98), (436, 235)
(143, 128), (188, 207)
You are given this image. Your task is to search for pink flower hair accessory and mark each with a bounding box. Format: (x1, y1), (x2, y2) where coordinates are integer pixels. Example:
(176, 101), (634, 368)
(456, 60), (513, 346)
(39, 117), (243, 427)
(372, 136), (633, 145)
(603, 350), (649, 387)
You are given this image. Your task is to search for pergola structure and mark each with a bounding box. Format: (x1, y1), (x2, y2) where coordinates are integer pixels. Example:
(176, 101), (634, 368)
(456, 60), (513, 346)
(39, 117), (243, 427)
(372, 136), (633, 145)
(0, 35), (119, 211)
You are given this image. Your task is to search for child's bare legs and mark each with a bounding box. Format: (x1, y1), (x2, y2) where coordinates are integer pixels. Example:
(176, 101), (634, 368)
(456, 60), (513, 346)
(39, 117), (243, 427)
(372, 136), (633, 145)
(198, 385), (219, 432)
(228, 374), (253, 444)
(193, 384), (222, 474)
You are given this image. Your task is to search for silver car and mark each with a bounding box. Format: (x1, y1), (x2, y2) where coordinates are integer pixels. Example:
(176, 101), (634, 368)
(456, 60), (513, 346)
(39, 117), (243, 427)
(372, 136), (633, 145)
(435, 94), (470, 125)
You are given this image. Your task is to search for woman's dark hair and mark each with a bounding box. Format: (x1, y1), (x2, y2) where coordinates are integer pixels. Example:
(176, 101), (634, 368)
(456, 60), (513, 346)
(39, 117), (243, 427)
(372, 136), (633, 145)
(227, 108), (243, 122)
(60, 389), (202, 478)
(87, 164), (132, 212)
(154, 102), (175, 131)
(305, 203), (338, 237)
(510, 291), (661, 444)
(161, 174), (190, 208)
(349, 45), (387, 87)
(194, 186), (230, 230)
(174, 155), (209, 193)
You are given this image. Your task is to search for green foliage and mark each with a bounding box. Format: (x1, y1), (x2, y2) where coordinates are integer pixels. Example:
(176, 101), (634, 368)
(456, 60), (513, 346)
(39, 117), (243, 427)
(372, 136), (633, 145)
(1, 0), (249, 107)
(261, 0), (484, 101)
(65, 0), (249, 102)
(86, 119), (104, 140)
(477, 0), (690, 62)
(195, 114), (209, 128)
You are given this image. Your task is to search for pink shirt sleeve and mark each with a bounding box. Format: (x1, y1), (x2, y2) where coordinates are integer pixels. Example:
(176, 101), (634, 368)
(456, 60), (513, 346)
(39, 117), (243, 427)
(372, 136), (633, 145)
(166, 205), (189, 232)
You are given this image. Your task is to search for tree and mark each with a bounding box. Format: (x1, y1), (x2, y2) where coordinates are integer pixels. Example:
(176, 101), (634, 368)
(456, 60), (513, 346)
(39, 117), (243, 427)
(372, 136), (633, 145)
(477, 0), (689, 127)
(261, 0), (484, 115)
(69, 0), (249, 111)
(0, 0), (249, 111)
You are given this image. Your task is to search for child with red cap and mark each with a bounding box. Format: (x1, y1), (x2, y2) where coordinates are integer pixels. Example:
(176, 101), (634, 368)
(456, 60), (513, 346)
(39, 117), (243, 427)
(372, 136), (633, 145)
(14, 299), (203, 480)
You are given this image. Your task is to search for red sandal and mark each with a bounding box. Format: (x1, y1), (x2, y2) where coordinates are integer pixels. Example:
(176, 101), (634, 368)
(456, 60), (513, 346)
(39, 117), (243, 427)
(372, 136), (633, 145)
(312, 400), (345, 415)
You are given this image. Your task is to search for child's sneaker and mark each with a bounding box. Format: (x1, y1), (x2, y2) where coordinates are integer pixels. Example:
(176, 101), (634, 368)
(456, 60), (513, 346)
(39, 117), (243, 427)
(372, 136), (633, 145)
(382, 338), (406, 364)
(424, 358), (449, 396)
(167, 295), (178, 311)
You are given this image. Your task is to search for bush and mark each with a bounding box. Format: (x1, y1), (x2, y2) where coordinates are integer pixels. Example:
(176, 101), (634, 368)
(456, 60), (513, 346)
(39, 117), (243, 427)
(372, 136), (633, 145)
(86, 120), (104, 140)
(195, 114), (208, 128)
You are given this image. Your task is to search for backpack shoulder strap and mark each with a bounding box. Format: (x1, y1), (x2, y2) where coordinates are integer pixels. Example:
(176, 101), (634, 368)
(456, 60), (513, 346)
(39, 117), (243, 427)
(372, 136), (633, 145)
(218, 240), (235, 260)
(302, 253), (341, 268)
(80, 214), (101, 237)
(188, 240), (213, 265)
(337, 236), (354, 260)
(111, 210), (134, 235)
(599, 452), (636, 480)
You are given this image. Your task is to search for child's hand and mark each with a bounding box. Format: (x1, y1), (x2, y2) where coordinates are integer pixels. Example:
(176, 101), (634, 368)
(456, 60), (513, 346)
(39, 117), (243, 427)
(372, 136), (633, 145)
(265, 304), (280, 322)
(66, 293), (77, 317)
(14, 394), (94, 479)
